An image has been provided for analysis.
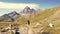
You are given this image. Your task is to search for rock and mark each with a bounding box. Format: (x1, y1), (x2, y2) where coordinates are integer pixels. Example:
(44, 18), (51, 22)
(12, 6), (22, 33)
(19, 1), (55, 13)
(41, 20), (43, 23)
(20, 6), (36, 14)
(0, 11), (20, 22)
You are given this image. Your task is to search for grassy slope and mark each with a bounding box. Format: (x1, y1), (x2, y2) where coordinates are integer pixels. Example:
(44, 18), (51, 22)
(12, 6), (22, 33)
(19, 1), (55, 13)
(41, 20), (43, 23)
(29, 7), (60, 34)
(0, 6), (60, 34)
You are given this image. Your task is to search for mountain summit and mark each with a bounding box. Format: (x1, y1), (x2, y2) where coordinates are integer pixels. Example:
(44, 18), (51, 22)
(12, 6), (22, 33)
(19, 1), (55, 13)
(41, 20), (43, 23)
(0, 11), (20, 22)
(21, 6), (36, 14)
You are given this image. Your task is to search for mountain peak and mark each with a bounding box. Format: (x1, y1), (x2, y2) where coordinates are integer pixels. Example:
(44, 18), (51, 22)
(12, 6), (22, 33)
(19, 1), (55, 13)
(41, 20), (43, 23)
(24, 6), (30, 9)
(21, 6), (36, 14)
(0, 11), (20, 22)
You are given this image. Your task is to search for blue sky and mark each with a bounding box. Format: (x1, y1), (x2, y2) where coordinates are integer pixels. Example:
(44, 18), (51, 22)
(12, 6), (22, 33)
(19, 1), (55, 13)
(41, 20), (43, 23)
(0, 0), (60, 16)
(0, 0), (60, 9)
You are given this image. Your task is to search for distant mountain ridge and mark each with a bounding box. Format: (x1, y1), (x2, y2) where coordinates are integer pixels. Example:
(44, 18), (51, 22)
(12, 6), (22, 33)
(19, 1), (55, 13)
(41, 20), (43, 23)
(0, 6), (60, 22)
(0, 11), (20, 22)
(0, 6), (36, 22)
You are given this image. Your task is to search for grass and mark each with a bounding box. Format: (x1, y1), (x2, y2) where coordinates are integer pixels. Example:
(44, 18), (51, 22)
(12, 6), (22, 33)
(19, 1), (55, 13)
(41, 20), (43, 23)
(0, 6), (60, 34)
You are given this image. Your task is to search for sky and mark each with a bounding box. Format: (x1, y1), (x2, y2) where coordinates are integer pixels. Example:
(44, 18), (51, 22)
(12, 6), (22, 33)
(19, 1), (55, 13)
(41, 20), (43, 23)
(0, 0), (60, 16)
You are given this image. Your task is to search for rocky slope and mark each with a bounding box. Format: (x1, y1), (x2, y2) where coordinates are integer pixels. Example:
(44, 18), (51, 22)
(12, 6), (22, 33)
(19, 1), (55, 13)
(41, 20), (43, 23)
(0, 11), (20, 22)
(20, 6), (36, 14)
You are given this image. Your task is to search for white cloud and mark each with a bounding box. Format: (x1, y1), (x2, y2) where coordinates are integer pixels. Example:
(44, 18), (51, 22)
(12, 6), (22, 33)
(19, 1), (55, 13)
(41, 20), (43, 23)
(0, 2), (39, 16)
(0, 2), (39, 9)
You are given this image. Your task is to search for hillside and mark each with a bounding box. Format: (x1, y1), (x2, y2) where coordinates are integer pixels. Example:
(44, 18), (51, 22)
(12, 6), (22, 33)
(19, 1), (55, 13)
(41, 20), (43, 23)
(29, 6), (60, 34)
(14, 6), (60, 34)
(0, 6), (60, 34)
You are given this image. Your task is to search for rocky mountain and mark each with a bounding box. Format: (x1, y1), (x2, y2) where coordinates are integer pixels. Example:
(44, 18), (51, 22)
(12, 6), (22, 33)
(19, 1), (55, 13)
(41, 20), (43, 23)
(0, 6), (37, 22)
(0, 11), (20, 22)
(20, 6), (36, 14)
(1, 6), (60, 23)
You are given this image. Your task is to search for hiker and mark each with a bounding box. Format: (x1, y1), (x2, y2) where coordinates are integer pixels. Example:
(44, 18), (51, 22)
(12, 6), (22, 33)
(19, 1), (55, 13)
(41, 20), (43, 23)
(28, 20), (30, 25)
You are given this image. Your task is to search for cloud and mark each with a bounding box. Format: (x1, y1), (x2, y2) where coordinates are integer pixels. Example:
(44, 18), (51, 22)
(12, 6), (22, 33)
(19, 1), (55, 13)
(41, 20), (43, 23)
(0, 2), (39, 9)
(0, 2), (40, 16)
